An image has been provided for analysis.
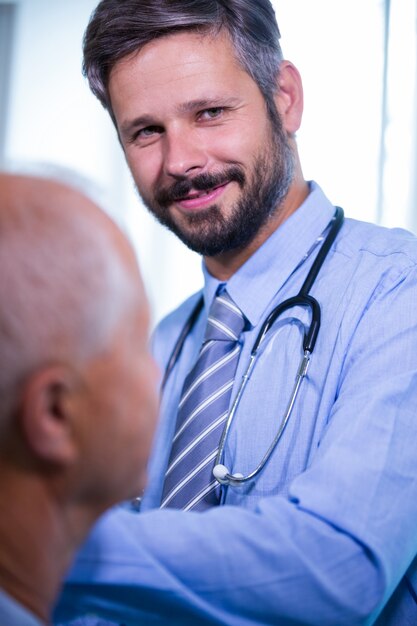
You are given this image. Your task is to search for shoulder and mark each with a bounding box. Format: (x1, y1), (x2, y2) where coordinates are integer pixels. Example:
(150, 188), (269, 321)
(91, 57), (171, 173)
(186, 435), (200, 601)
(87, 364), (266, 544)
(337, 218), (417, 267)
(327, 218), (417, 341)
(332, 218), (417, 296)
(151, 290), (203, 369)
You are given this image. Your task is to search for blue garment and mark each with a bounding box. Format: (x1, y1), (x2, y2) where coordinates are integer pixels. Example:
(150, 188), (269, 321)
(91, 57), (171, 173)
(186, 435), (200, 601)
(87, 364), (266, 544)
(0, 588), (43, 626)
(55, 182), (417, 625)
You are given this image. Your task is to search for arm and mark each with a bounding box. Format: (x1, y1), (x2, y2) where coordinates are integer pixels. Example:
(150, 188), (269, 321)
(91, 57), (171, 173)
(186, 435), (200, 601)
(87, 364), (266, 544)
(55, 495), (384, 626)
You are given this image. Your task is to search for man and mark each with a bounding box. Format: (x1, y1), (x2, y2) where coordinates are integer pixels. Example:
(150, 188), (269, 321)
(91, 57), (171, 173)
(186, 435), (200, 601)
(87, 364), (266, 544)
(56, 1), (417, 624)
(0, 172), (158, 625)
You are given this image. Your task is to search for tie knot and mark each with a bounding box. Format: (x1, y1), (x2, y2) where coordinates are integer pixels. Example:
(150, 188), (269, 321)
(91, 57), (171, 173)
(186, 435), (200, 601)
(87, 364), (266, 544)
(204, 291), (245, 342)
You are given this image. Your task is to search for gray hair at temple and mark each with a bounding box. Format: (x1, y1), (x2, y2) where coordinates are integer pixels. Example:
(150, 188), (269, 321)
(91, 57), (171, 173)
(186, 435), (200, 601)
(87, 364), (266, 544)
(82, 0), (283, 122)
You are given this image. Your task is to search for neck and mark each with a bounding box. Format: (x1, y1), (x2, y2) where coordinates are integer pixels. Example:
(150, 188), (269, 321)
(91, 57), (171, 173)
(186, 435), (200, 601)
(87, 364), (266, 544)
(204, 174), (309, 281)
(0, 473), (93, 624)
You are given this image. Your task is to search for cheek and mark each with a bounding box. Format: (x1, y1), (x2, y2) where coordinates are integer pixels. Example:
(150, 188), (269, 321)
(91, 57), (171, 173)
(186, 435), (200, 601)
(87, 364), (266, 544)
(208, 120), (269, 168)
(122, 357), (159, 455)
(136, 362), (159, 445)
(117, 365), (158, 495)
(126, 148), (162, 195)
(100, 380), (154, 497)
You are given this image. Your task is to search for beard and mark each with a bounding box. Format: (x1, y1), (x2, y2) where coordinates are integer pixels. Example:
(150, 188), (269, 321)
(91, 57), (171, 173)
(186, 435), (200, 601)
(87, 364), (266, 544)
(136, 110), (295, 257)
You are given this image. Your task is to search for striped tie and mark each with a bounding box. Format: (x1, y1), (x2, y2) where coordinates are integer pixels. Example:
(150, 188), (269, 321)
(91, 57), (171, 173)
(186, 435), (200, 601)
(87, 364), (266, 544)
(160, 290), (245, 511)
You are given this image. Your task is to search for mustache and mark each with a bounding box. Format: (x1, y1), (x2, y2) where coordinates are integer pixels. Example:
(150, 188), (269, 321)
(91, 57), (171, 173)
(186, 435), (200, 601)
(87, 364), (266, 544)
(155, 166), (246, 207)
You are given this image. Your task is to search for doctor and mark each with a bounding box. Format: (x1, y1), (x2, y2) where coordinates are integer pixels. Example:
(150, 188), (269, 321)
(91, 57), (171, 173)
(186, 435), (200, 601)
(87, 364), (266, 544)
(56, 0), (417, 624)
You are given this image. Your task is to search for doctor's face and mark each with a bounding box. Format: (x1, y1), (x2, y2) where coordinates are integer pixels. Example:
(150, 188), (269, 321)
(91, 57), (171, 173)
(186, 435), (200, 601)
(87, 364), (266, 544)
(109, 29), (294, 257)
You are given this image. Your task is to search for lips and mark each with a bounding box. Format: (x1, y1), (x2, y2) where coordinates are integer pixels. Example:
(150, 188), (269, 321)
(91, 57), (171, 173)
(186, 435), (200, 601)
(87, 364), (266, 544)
(175, 182), (225, 201)
(174, 183), (228, 211)
(155, 166), (245, 210)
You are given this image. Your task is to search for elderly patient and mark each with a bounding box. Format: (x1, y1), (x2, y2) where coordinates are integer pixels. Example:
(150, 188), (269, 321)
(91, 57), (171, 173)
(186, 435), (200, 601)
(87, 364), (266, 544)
(0, 173), (158, 626)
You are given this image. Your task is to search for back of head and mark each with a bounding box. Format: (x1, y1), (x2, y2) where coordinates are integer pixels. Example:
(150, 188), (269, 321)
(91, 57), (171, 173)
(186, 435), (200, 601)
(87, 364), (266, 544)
(0, 173), (158, 621)
(83, 0), (283, 120)
(0, 172), (140, 422)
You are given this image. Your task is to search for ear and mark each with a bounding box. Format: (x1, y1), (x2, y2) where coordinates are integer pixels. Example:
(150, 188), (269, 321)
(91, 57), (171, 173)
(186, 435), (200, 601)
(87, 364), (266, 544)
(274, 61), (304, 135)
(19, 366), (79, 465)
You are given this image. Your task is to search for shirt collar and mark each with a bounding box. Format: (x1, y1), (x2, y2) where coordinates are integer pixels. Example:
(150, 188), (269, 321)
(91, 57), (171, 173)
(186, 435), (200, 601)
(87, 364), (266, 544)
(202, 181), (336, 326)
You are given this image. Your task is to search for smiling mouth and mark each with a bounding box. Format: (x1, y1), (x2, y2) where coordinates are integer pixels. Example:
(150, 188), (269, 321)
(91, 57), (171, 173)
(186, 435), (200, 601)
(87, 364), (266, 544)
(172, 183), (229, 212)
(175, 183), (227, 202)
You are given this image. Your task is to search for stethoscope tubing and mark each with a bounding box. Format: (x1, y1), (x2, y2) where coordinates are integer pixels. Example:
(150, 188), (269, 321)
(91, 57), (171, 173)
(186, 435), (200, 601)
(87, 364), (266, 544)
(161, 207), (345, 487)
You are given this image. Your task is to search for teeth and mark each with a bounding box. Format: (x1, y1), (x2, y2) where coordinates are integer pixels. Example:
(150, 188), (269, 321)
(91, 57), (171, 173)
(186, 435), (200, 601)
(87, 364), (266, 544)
(178, 187), (217, 201)
(189, 189), (211, 198)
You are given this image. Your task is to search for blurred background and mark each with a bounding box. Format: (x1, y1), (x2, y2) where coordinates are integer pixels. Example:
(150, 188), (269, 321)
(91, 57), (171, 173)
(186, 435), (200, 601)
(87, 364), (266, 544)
(1, 0), (416, 326)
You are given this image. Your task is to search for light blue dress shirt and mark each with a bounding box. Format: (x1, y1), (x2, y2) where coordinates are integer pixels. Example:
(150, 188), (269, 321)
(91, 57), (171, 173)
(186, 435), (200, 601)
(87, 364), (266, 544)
(55, 182), (417, 625)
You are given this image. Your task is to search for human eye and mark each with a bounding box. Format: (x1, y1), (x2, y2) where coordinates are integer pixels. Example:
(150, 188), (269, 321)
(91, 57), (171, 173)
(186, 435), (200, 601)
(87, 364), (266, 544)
(198, 107), (225, 121)
(130, 125), (163, 144)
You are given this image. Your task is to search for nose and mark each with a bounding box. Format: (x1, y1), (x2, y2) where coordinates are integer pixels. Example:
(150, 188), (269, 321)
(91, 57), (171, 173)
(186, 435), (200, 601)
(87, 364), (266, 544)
(163, 128), (208, 179)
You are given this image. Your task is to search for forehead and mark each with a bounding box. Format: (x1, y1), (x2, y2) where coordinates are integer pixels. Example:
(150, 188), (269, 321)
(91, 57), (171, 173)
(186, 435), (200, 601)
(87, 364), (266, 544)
(108, 30), (260, 120)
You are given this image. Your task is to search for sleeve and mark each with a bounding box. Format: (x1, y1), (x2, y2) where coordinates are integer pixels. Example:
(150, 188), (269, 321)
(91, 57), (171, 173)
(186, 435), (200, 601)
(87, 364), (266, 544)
(54, 264), (417, 626)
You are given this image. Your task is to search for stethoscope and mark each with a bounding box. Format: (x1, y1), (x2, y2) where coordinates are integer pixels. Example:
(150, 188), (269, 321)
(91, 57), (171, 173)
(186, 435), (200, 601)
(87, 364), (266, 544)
(161, 207), (344, 488)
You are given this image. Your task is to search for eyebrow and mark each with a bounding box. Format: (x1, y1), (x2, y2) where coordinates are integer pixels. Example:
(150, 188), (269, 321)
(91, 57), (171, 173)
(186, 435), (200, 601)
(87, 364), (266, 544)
(119, 96), (241, 137)
(177, 97), (241, 114)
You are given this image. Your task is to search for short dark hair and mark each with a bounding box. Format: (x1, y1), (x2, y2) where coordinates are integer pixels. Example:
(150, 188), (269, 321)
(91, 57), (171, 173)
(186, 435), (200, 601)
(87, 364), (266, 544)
(82, 0), (283, 121)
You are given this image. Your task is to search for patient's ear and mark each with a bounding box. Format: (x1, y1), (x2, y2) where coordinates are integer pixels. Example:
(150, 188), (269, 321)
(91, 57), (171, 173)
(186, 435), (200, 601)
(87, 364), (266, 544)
(273, 60), (304, 135)
(19, 366), (78, 465)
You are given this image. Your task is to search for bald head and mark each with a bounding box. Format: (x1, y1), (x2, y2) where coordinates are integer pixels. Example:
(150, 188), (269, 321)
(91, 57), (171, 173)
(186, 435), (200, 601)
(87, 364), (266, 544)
(0, 173), (145, 415)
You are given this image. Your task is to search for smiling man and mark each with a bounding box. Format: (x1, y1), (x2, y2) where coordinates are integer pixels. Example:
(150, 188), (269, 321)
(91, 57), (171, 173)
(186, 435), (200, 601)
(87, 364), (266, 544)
(56, 1), (417, 625)
(109, 28), (302, 277)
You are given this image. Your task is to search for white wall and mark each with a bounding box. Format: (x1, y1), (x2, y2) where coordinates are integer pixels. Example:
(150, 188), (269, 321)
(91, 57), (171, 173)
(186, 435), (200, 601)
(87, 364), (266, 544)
(3, 0), (415, 326)
(5, 0), (122, 208)
(277, 1), (385, 223)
